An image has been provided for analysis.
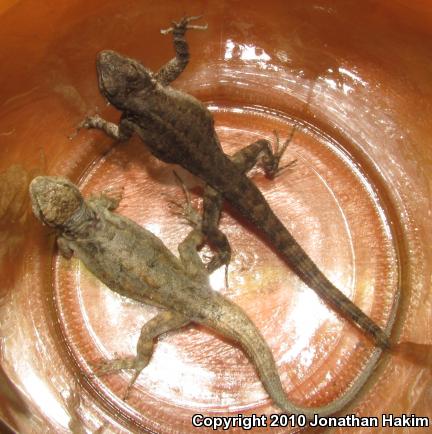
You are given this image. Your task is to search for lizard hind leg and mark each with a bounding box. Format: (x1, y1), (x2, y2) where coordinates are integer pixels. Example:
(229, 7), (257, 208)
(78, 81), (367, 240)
(199, 129), (300, 275)
(230, 126), (297, 179)
(266, 128), (298, 178)
(169, 170), (202, 230)
(93, 311), (189, 401)
(171, 171), (223, 287)
(201, 184), (232, 276)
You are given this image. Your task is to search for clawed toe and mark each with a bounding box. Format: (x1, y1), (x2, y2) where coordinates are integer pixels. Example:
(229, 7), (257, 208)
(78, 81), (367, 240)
(265, 125), (298, 178)
(161, 16), (208, 35)
(69, 115), (100, 140)
(169, 171), (202, 228)
(76, 114), (102, 134)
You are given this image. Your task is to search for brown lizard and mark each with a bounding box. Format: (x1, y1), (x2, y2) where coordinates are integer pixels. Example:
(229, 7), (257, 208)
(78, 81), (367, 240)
(79, 16), (390, 349)
(29, 175), (380, 417)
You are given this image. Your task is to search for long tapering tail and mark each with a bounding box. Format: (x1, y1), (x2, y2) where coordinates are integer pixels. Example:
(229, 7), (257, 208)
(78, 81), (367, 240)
(203, 295), (380, 418)
(225, 175), (390, 349)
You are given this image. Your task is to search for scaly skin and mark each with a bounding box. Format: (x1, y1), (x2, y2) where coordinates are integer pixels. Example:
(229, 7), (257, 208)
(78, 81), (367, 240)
(30, 175), (380, 417)
(79, 16), (390, 349)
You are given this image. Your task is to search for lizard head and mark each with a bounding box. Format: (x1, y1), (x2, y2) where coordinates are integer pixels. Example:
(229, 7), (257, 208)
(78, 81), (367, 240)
(29, 176), (84, 228)
(96, 50), (154, 108)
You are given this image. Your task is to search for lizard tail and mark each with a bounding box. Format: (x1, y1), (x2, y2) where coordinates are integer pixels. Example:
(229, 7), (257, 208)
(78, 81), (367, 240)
(223, 176), (390, 349)
(205, 296), (380, 418)
(264, 214), (390, 349)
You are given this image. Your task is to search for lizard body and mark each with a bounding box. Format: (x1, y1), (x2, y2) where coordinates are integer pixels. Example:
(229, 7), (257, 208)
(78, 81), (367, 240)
(29, 175), (378, 417)
(80, 17), (390, 348)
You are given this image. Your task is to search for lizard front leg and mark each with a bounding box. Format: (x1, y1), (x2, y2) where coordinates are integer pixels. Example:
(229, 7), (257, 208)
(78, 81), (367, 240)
(88, 190), (123, 211)
(178, 229), (210, 285)
(78, 115), (134, 141)
(57, 236), (74, 259)
(157, 16), (207, 86)
(88, 189), (127, 230)
(178, 228), (204, 264)
(94, 310), (189, 400)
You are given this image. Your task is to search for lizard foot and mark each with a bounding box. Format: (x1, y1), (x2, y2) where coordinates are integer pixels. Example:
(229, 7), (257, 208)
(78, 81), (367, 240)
(167, 171), (202, 229)
(74, 114), (128, 141)
(69, 114), (103, 140)
(207, 252), (231, 291)
(206, 251), (231, 274)
(92, 357), (148, 401)
(265, 126), (298, 179)
(79, 114), (103, 130)
(160, 16), (208, 35)
(89, 186), (124, 211)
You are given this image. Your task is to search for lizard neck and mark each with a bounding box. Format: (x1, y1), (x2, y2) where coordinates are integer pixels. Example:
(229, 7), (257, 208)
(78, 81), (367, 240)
(62, 203), (98, 238)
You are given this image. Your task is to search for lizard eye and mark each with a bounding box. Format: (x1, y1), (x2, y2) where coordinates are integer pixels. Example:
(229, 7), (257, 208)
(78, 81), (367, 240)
(125, 63), (139, 79)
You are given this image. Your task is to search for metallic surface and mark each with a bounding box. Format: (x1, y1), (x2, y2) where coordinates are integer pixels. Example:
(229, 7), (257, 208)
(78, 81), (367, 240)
(0, 1), (430, 432)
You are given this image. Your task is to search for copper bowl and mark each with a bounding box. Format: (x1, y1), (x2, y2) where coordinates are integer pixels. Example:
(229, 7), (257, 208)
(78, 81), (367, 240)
(0, 1), (430, 432)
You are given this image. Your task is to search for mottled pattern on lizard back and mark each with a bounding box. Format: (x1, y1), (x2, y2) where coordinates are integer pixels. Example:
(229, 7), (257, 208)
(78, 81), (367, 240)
(29, 175), (381, 417)
(79, 16), (390, 349)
